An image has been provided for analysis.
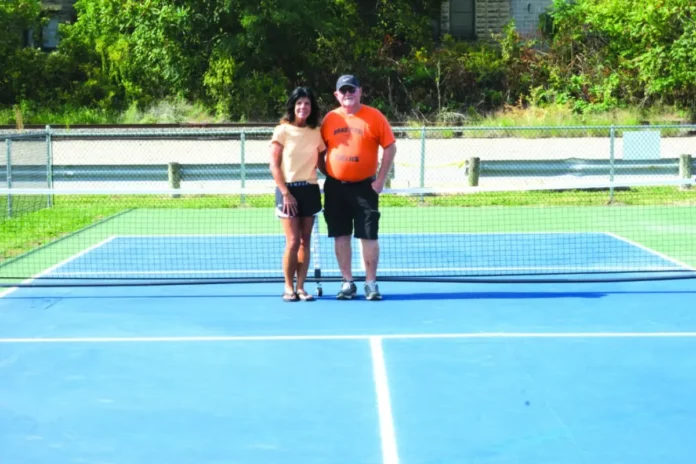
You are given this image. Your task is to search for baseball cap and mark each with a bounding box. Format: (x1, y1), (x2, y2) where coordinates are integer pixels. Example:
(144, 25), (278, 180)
(336, 75), (360, 91)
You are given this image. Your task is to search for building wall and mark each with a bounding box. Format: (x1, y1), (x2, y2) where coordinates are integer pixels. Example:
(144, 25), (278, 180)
(441, 0), (511, 40)
(441, 0), (553, 39)
(440, 1), (451, 36)
(38, 0), (77, 48)
(42, 0), (77, 22)
(475, 0), (511, 39)
(510, 0), (553, 37)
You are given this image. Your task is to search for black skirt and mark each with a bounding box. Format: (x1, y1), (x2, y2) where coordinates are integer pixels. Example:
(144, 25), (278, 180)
(275, 182), (322, 218)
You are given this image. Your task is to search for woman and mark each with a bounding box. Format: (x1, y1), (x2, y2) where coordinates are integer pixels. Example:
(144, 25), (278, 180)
(269, 87), (325, 302)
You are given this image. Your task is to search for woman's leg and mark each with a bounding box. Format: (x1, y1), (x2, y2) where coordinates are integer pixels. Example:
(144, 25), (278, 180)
(295, 215), (315, 292)
(280, 218), (301, 294)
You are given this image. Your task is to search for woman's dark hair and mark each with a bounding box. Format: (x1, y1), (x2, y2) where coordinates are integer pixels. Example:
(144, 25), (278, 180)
(280, 86), (320, 128)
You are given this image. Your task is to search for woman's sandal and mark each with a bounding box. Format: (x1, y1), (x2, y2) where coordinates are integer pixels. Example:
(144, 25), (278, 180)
(295, 290), (315, 302)
(282, 291), (298, 302)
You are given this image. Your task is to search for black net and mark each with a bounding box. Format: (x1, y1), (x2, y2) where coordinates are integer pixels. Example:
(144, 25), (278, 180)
(1, 181), (696, 287)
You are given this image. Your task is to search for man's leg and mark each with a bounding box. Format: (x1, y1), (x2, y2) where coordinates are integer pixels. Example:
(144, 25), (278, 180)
(354, 183), (381, 300)
(360, 239), (379, 282)
(323, 177), (357, 299)
(334, 235), (358, 299)
(334, 235), (353, 281)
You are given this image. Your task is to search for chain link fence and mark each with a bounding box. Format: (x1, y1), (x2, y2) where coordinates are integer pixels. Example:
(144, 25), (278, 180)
(395, 126), (695, 190)
(1, 131), (52, 218)
(1, 125), (694, 193)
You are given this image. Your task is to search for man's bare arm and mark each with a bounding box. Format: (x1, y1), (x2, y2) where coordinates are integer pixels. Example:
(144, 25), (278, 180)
(372, 143), (396, 193)
(377, 143), (396, 183)
(317, 149), (327, 176)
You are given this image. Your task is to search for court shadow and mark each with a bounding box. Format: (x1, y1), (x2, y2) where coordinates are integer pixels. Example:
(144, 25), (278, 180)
(6, 290), (696, 301)
(384, 291), (609, 301)
(2, 292), (606, 301)
(0, 294), (282, 300)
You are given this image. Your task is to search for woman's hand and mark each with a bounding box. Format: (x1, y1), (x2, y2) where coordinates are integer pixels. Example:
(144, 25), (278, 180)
(282, 191), (298, 217)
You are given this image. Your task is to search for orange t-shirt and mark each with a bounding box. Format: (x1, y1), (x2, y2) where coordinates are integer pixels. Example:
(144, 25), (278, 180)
(321, 105), (395, 182)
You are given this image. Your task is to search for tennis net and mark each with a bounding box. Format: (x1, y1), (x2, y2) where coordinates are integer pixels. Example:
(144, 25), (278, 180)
(2, 180), (696, 287)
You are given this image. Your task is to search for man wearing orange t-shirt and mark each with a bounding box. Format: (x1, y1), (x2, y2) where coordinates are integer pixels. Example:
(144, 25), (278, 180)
(319, 75), (397, 301)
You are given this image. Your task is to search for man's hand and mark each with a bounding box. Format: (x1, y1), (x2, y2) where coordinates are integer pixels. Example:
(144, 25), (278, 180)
(373, 143), (396, 194)
(371, 177), (386, 194)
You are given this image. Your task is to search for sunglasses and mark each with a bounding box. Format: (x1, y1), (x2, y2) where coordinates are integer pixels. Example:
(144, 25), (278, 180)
(338, 86), (357, 94)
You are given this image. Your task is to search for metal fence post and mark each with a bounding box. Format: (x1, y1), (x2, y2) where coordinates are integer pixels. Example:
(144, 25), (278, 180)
(46, 125), (53, 207)
(240, 130), (246, 205)
(609, 125), (615, 202)
(419, 125), (426, 202)
(6, 138), (12, 217)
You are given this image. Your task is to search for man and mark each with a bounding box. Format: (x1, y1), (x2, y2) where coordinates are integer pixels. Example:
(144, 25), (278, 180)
(319, 75), (397, 301)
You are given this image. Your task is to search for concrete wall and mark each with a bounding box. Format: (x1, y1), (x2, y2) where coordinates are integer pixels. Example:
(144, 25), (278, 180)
(42, 0), (77, 25)
(441, 0), (554, 39)
(475, 0), (511, 39)
(510, 0), (553, 37)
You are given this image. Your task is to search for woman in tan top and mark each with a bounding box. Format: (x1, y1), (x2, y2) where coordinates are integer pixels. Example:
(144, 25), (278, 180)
(269, 87), (326, 301)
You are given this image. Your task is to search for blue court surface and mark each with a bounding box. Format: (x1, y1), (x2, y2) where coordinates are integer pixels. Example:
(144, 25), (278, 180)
(2, 233), (696, 464)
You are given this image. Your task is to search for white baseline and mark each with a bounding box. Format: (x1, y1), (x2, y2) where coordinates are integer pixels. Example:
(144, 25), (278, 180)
(2, 332), (696, 343)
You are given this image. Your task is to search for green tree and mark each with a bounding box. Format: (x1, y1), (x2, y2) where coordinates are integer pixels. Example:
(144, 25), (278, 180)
(57, 0), (443, 119)
(541, 0), (696, 118)
(0, 0), (44, 104)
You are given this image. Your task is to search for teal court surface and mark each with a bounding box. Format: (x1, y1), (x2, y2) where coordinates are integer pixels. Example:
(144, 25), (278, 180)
(2, 231), (696, 464)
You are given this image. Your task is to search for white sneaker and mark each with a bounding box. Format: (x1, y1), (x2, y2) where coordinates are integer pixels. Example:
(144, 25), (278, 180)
(337, 281), (358, 300)
(364, 283), (382, 301)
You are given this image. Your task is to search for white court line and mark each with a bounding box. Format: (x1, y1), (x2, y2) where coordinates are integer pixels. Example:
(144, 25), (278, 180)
(46, 269), (298, 276)
(0, 237), (117, 299)
(118, 234), (288, 237)
(604, 232), (696, 271)
(370, 337), (399, 464)
(3, 332), (696, 343)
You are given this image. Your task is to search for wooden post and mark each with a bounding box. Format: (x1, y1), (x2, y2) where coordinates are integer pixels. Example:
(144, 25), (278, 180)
(168, 162), (181, 198)
(467, 157), (480, 187)
(679, 154), (692, 190)
(14, 105), (23, 131)
(240, 131), (246, 205)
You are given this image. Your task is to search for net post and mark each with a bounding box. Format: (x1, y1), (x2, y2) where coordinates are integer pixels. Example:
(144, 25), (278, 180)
(467, 157), (480, 186)
(6, 138), (12, 218)
(609, 125), (616, 202)
(240, 130), (246, 206)
(419, 125), (426, 202)
(680, 154), (692, 190)
(167, 162), (181, 198)
(45, 125), (53, 207)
